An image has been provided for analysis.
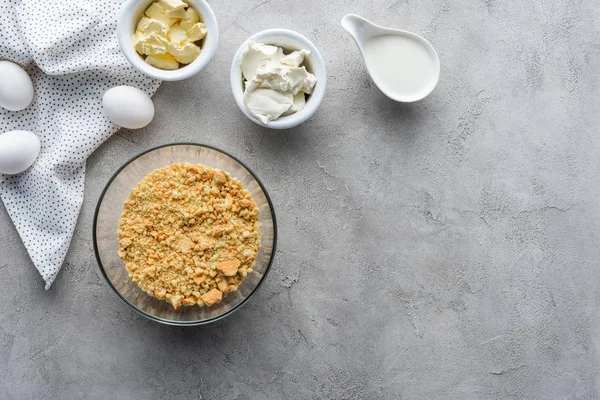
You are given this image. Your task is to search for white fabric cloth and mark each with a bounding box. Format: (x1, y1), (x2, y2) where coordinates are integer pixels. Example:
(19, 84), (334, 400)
(0, 0), (160, 288)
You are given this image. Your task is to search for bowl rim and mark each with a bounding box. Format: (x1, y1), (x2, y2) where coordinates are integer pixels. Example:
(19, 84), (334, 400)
(117, 0), (219, 81)
(92, 142), (278, 326)
(230, 28), (327, 130)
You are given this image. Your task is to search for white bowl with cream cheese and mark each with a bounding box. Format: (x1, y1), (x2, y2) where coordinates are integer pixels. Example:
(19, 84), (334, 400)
(230, 29), (327, 130)
(117, 0), (218, 81)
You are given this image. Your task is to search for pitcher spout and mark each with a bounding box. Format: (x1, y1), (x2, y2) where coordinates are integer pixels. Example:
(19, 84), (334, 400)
(341, 14), (377, 47)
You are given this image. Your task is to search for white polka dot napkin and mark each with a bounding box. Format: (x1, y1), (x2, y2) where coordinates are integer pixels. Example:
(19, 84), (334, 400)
(0, 0), (160, 288)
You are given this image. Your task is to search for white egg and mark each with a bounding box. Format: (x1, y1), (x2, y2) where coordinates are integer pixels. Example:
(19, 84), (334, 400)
(0, 61), (34, 111)
(0, 130), (41, 175)
(102, 86), (155, 129)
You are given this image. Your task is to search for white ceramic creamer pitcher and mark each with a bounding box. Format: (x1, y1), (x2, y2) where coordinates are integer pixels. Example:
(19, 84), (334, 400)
(341, 14), (440, 102)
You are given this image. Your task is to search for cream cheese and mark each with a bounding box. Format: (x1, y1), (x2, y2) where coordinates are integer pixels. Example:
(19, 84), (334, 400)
(241, 41), (317, 124)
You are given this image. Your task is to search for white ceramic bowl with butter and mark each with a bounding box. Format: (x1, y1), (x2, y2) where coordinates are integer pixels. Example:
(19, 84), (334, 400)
(117, 0), (218, 81)
(230, 29), (327, 130)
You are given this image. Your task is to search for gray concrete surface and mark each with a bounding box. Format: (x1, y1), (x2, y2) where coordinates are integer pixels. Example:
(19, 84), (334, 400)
(2, 0), (600, 398)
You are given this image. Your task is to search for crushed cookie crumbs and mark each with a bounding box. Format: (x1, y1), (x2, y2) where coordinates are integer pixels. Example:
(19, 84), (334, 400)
(117, 162), (261, 309)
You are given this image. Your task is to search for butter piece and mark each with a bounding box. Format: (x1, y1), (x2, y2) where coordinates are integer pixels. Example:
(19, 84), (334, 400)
(137, 17), (170, 36)
(160, 0), (187, 17)
(134, 17), (171, 55)
(137, 32), (170, 55)
(132, 32), (145, 53)
(146, 53), (179, 70)
(180, 7), (200, 30)
(241, 41), (317, 123)
(144, 2), (177, 26)
(186, 22), (207, 42)
(169, 41), (201, 64)
(167, 23), (187, 44)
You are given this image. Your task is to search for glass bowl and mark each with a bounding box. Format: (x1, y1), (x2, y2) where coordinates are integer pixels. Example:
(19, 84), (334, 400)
(93, 143), (277, 325)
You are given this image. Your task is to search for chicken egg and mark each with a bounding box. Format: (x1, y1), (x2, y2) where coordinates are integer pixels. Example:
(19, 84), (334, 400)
(0, 130), (41, 175)
(0, 61), (34, 111)
(102, 86), (155, 129)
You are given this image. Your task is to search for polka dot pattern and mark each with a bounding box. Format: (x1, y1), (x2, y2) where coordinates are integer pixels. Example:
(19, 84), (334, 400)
(0, 0), (160, 289)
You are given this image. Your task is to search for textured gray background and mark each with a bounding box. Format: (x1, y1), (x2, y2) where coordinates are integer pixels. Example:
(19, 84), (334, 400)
(1, 0), (600, 398)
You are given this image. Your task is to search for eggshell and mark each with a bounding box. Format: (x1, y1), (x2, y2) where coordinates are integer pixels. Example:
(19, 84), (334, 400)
(0, 130), (41, 175)
(0, 61), (34, 111)
(102, 86), (155, 129)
